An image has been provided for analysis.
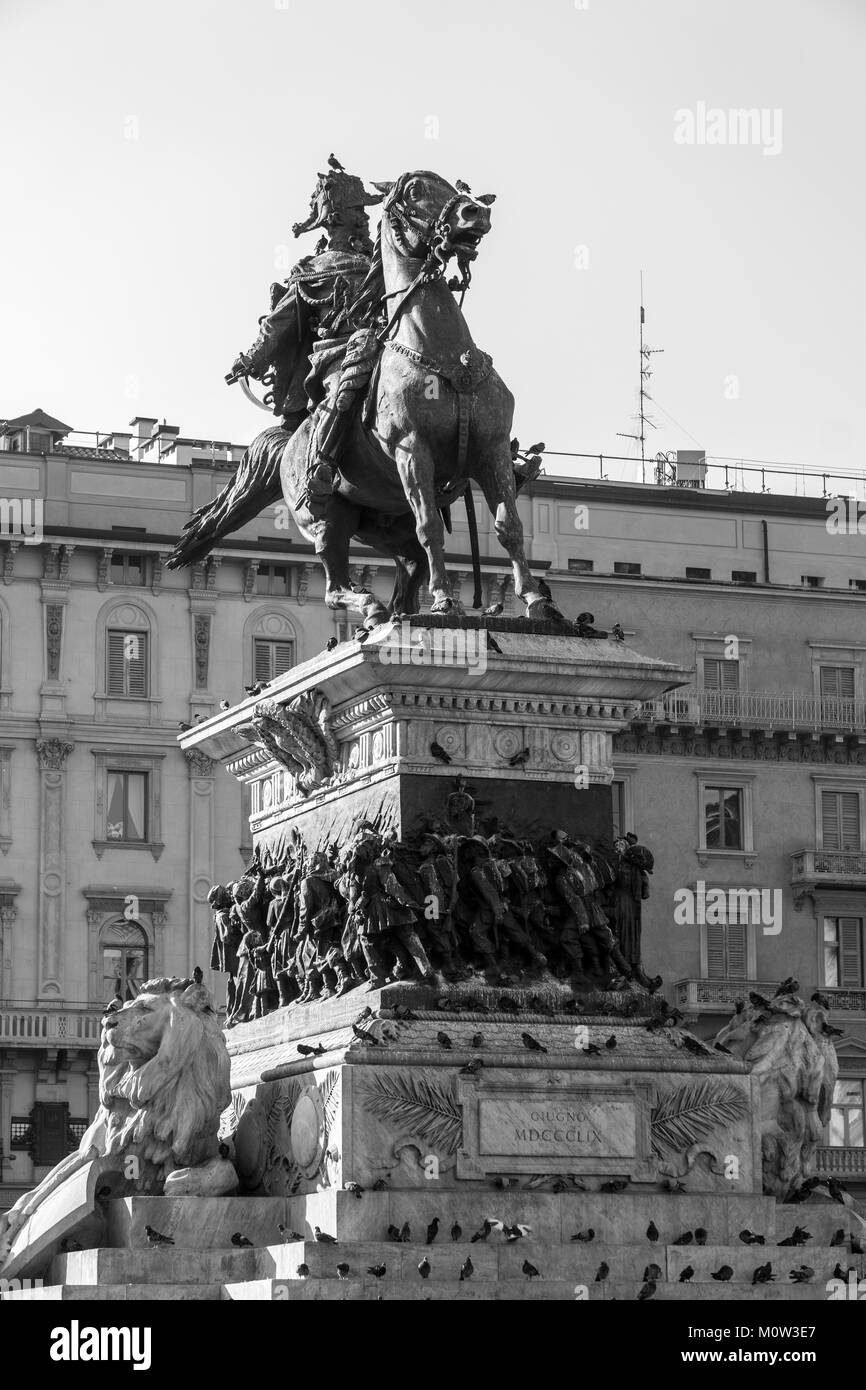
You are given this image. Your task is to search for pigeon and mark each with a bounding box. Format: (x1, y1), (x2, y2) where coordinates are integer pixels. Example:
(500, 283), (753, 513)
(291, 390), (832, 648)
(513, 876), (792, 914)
(505, 1224), (531, 1243)
(399, 1222), (411, 1243)
(774, 977), (799, 997)
(192, 965), (203, 984)
(426, 1218), (440, 1246)
(368, 1264), (387, 1280)
(326, 638), (339, 653)
(694, 1228), (708, 1246)
(455, 179), (472, 194)
(297, 1043), (326, 1058)
(471, 1033), (484, 1048)
(679, 1266), (695, 1283)
(778, 1226), (811, 1247)
(572, 1228), (595, 1243)
(393, 1005), (420, 1022)
(833, 1262), (855, 1280)
(220, 701), (231, 711)
(451, 1221), (462, 1242)
(436, 1031), (453, 1051)
(352, 628), (370, 645)
(245, 684), (265, 698)
(827, 1177), (849, 1205)
(522, 1260), (541, 1280)
(344, 1182), (364, 1199)
(822, 1021), (845, 1038)
(315, 236), (328, 254)
(471, 1220), (492, 1243)
(752, 1262), (774, 1285)
(646, 1221), (659, 1243)
(811, 991), (832, 1010)
(418, 1257), (431, 1279)
(314, 1227), (338, 1245)
(739, 1230), (766, 1246)
(643, 1263), (662, 1282)
(460, 1057), (484, 1076)
(600, 1179), (628, 1194)
(178, 722), (193, 732)
(789, 1266), (814, 1284)
(637, 1281), (656, 1301)
(595, 1262), (610, 1282)
(336, 1262), (350, 1280)
(672, 1232), (693, 1246)
(459, 1257), (474, 1281)
(605, 1035), (618, 1051)
(611, 623), (625, 642)
(328, 153), (346, 172)
(144, 1225), (174, 1248)
(352, 1022), (377, 1046)
(711, 1265), (733, 1282)
(527, 443), (546, 456)
(278, 1225), (304, 1243)
(231, 1232), (253, 1248)
(509, 749), (531, 769)
(521, 1032), (547, 1054)
(430, 741), (452, 765)
(484, 603), (504, 618)
(297, 1263), (310, 1278)
(386, 1225), (402, 1243)
(830, 1228), (846, 1247)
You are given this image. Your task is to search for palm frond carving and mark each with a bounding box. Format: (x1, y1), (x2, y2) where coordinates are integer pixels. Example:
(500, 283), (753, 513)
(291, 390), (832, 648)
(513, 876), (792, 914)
(651, 1081), (748, 1157)
(321, 1068), (341, 1143)
(362, 1072), (463, 1155)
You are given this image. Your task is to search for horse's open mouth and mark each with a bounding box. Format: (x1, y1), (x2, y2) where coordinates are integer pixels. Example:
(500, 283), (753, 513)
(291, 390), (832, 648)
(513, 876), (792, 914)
(448, 230), (484, 256)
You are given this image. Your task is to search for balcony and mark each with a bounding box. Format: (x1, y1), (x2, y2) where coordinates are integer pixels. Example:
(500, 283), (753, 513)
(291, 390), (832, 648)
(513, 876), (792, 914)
(638, 688), (866, 736)
(791, 849), (866, 898)
(675, 978), (778, 1015)
(815, 1146), (866, 1180)
(0, 1005), (102, 1049)
(676, 979), (866, 1018)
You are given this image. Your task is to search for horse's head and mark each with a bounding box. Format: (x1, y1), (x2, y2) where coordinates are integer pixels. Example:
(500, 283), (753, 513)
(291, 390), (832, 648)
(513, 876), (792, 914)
(377, 170), (493, 268)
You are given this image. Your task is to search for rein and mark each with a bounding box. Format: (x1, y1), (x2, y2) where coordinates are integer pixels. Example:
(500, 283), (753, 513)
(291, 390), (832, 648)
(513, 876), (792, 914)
(376, 181), (471, 345)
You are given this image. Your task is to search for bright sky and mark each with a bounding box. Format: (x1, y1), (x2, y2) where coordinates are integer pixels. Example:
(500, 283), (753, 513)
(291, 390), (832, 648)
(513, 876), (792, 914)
(1, 0), (864, 479)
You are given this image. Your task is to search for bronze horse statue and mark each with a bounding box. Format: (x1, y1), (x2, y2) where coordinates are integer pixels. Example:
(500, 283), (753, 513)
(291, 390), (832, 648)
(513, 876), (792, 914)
(173, 170), (562, 628)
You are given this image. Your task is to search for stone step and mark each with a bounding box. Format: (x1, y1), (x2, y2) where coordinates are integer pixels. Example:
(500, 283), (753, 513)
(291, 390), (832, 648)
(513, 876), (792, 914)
(106, 1196), (287, 1252)
(220, 1276), (832, 1302)
(49, 1247), (261, 1286)
(1, 1284), (222, 1301)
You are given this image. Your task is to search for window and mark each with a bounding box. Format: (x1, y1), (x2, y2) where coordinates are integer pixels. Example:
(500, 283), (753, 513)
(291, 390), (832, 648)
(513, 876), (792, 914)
(568, 559), (594, 574)
(802, 575), (824, 588)
(706, 920), (748, 980)
(824, 917), (864, 988)
(253, 637), (295, 685)
(28, 430), (51, 453)
(820, 666), (856, 701)
(102, 921), (148, 1004)
(256, 564), (292, 597)
(686, 567), (711, 581)
(821, 791), (861, 852)
(10, 1117), (33, 1150)
(110, 553), (147, 586)
(703, 786), (744, 850)
(850, 580), (866, 592)
(106, 630), (148, 697)
(732, 571), (757, 585)
(611, 781), (626, 840)
(106, 770), (148, 841)
(614, 562), (641, 577)
(702, 658), (740, 692)
(828, 1080), (865, 1148)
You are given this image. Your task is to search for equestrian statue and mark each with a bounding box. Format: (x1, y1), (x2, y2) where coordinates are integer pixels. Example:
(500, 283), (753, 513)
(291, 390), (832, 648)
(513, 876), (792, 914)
(166, 160), (559, 627)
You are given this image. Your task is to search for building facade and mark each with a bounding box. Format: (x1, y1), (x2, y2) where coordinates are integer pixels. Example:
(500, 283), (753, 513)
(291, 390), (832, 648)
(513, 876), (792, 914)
(0, 409), (863, 1205)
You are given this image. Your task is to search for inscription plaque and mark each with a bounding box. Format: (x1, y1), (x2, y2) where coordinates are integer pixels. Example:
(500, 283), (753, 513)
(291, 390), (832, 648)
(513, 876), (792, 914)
(478, 1097), (635, 1158)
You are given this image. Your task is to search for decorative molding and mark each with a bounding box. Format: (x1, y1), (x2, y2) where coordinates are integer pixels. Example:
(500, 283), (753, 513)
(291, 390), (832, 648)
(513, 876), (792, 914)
(45, 605), (63, 682)
(243, 560), (260, 599)
(97, 548), (114, 592)
(194, 613), (211, 690)
(615, 731), (866, 765)
(151, 553), (167, 597)
(36, 738), (74, 772)
(2, 542), (19, 586)
(185, 748), (216, 779)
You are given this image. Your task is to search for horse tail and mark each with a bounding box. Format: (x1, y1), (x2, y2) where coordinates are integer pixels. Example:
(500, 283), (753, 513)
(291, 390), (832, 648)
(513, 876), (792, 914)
(166, 425), (290, 570)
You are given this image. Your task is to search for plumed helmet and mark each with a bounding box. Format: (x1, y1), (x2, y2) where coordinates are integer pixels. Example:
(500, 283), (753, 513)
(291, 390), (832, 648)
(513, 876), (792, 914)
(292, 169), (383, 238)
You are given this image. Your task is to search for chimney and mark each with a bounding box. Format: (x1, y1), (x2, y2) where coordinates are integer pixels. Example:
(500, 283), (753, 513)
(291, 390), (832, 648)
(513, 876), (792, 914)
(99, 431), (133, 456)
(155, 421), (180, 456)
(129, 416), (158, 457)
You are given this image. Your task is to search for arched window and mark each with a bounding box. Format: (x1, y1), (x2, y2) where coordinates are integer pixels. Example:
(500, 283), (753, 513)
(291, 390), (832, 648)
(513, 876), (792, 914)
(244, 608), (300, 687)
(100, 920), (149, 1004)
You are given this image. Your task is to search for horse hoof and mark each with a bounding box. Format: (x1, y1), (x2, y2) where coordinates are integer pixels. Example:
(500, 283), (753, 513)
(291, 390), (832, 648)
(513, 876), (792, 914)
(431, 598), (455, 615)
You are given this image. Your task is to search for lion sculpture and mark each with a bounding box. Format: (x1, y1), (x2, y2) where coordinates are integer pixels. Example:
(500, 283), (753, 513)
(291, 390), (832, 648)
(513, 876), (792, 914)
(0, 978), (233, 1260)
(713, 989), (838, 1199)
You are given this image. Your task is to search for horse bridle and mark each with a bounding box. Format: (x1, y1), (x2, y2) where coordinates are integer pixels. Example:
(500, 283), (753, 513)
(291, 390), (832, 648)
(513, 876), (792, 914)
(378, 176), (474, 343)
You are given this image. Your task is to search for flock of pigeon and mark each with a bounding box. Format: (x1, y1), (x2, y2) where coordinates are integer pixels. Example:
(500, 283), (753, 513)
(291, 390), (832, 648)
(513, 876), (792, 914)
(139, 1209), (863, 1296)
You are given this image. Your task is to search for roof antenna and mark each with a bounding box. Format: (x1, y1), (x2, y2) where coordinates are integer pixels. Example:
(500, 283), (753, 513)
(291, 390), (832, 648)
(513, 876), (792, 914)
(618, 272), (664, 483)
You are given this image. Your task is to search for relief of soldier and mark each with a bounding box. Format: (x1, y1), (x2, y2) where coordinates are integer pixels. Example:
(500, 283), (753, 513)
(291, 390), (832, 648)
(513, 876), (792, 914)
(208, 818), (660, 1020)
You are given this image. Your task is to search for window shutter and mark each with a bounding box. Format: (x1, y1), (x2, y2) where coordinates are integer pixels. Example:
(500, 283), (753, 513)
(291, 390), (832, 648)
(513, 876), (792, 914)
(726, 921), (748, 979)
(841, 793), (861, 850)
(706, 922), (726, 979)
(839, 918), (863, 988)
(273, 642), (294, 677)
(703, 659), (740, 691)
(821, 666), (856, 699)
(127, 635), (147, 697)
(107, 633), (126, 695)
(253, 640), (274, 685)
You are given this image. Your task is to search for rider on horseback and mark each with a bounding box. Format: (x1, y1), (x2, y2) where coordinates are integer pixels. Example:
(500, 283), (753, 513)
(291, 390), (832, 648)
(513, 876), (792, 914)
(169, 165), (383, 568)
